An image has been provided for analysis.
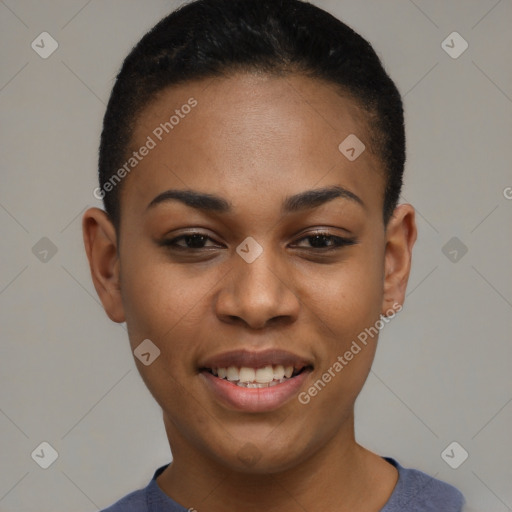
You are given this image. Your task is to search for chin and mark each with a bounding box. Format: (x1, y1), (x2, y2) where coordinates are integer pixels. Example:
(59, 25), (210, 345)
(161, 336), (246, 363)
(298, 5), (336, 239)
(209, 432), (314, 475)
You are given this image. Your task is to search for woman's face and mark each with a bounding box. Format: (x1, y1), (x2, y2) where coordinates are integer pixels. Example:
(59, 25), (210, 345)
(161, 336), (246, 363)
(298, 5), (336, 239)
(87, 72), (414, 473)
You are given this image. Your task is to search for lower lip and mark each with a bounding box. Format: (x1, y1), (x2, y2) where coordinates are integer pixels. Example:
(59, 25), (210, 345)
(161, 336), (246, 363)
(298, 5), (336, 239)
(200, 370), (311, 413)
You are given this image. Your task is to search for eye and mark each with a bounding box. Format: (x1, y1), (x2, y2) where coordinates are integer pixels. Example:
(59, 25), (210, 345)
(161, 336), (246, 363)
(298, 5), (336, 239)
(160, 232), (223, 250)
(159, 230), (356, 253)
(292, 231), (357, 250)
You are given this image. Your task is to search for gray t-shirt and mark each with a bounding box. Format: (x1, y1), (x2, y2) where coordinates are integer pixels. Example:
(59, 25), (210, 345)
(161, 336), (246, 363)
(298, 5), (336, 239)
(101, 457), (464, 511)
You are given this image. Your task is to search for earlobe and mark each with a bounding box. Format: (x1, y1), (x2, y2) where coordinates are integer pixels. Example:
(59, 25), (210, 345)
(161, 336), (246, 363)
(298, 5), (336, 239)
(82, 207), (126, 323)
(381, 204), (417, 315)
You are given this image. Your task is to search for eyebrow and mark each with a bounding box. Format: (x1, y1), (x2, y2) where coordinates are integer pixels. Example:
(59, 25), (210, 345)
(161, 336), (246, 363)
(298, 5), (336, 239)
(146, 185), (364, 214)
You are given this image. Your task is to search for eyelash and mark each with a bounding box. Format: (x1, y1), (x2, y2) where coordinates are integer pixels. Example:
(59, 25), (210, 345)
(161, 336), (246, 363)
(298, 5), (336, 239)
(159, 231), (357, 252)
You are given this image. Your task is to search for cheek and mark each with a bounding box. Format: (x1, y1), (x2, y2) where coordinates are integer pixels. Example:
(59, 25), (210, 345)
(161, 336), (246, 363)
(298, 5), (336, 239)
(118, 255), (208, 408)
(118, 249), (225, 389)
(120, 252), (206, 342)
(298, 251), (384, 396)
(302, 252), (384, 339)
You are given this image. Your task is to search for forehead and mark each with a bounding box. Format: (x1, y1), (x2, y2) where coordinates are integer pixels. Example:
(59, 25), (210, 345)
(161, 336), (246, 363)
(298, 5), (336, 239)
(123, 72), (385, 215)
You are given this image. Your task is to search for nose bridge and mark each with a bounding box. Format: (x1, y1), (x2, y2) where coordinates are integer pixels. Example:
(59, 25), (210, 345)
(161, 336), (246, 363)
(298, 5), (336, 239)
(240, 253), (279, 297)
(216, 239), (299, 328)
(235, 241), (286, 305)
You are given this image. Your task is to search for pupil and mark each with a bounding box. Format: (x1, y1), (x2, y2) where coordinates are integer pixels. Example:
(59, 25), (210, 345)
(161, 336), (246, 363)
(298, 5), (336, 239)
(187, 235), (206, 248)
(310, 235), (328, 248)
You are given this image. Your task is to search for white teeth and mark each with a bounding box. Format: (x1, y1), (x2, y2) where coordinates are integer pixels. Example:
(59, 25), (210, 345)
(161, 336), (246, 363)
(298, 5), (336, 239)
(226, 366), (240, 382)
(210, 364), (302, 385)
(255, 365), (274, 383)
(273, 364), (285, 380)
(239, 367), (256, 383)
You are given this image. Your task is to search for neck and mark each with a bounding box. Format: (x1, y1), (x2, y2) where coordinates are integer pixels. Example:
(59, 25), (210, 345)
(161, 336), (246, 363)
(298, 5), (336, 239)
(156, 413), (397, 512)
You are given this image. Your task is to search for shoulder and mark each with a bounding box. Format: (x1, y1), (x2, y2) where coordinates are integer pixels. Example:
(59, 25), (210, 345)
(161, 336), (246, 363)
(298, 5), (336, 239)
(381, 457), (465, 512)
(99, 464), (171, 512)
(100, 488), (147, 512)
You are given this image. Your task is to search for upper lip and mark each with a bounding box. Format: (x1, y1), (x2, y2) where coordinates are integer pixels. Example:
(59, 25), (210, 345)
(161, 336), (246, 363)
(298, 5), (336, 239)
(199, 349), (314, 371)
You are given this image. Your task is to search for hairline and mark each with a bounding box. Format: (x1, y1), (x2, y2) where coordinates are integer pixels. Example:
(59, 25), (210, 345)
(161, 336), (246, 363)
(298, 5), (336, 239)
(111, 69), (388, 233)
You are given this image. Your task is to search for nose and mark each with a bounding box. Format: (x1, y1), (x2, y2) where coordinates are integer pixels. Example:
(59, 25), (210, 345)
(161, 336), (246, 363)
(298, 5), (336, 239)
(214, 245), (300, 330)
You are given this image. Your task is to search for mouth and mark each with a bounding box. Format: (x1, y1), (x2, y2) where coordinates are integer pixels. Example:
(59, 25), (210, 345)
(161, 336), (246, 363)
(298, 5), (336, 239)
(201, 364), (311, 388)
(198, 349), (314, 412)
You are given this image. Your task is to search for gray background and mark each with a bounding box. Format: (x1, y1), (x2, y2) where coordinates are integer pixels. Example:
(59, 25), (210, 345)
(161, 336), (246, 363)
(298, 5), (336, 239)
(1, 0), (511, 510)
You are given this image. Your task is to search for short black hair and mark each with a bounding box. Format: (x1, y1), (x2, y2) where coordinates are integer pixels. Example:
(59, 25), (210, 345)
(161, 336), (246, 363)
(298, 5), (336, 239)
(98, 0), (405, 229)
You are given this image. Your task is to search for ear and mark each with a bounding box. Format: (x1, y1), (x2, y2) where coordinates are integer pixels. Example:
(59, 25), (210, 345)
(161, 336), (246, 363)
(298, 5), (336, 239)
(82, 207), (125, 323)
(381, 204), (417, 315)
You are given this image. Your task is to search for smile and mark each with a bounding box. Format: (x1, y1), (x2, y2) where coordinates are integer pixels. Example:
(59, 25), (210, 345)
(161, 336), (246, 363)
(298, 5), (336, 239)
(198, 349), (314, 412)
(205, 364), (308, 388)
